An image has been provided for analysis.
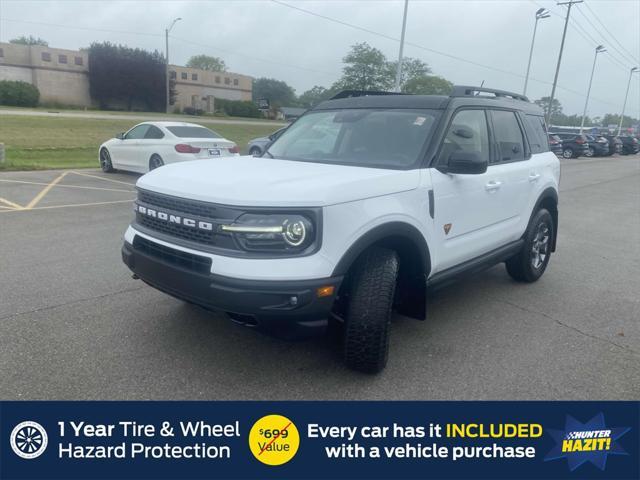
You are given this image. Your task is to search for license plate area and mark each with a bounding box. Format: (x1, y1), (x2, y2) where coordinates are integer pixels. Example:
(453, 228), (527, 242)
(208, 148), (221, 156)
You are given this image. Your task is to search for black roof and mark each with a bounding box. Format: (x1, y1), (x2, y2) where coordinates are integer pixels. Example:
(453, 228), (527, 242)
(313, 85), (544, 116)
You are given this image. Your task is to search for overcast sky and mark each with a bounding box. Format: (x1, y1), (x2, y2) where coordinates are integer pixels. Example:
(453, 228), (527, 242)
(0, 0), (638, 119)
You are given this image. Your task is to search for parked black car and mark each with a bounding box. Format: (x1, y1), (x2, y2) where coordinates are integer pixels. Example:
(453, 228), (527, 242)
(584, 135), (610, 157)
(619, 136), (639, 155)
(551, 133), (589, 158)
(547, 134), (563, 156)
(601, 134), (623, 156)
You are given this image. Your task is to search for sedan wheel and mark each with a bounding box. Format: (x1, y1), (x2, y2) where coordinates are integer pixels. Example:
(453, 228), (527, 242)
(585, 147), (595, 157)
(100, 148), (115, 173)
(562, 148), (574, 159)
(249, 147), (262, 157)
(149, 155), (164, 171)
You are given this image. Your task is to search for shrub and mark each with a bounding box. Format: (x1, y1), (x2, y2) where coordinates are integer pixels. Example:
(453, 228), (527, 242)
(0, 80), (40, 107)
(183, 106), (204, 116)
(214, 99), (261, 118)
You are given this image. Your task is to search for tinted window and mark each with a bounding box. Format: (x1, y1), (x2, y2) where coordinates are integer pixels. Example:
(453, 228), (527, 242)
(524, 114), (549, 154)
(58, 54), (67, 64)
(74, 56), (83, 65)
(167, 126), (221, 138)
(181, 72), (187, 80)
(438, 109), (489, 165)
(268, 109), (440, 169)
(192, 73), (198, 81)
(125, 125), (151, 139)
(41, 52), (51, 62)
(144, 125), (165, 139)
(491, 110), (525, 162)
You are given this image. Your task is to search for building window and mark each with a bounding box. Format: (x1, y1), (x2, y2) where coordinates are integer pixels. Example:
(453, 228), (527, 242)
(224, 77), (231, 85)
(181, 72), (187, 80)
(58, 54), (68, 64)
(215, 76), (220, 84)
(41, 52), (51, 62)
(74, 56), (83, 66)
(192, 73), (198, 81)
(0, 48), (4, 58)
(170, 70), (176, 79)
(233, 78), (239, 86)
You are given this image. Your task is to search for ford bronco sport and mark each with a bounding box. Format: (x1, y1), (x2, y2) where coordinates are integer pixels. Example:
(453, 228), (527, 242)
(122, 86), (560, 373)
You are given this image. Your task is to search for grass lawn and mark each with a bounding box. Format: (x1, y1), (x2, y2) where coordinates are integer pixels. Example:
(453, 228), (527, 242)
(0, 115), (279, 170)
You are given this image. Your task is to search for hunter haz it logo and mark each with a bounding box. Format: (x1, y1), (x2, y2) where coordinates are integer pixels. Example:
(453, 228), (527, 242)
(10, 421), (48, 459)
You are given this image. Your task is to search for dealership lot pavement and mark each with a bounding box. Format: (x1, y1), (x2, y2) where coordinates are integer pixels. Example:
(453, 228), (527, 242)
(1, 156), (638, 400)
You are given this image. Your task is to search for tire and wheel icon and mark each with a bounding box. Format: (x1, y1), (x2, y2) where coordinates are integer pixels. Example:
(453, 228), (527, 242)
(10, 421), (48, 459)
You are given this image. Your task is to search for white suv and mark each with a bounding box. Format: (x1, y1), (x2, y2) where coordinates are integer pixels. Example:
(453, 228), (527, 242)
(122, 86), (560, 373)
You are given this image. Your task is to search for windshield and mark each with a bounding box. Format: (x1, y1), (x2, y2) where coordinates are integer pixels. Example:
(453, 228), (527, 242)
(167, 126), (221, 138)
(266, 109), (440, 168)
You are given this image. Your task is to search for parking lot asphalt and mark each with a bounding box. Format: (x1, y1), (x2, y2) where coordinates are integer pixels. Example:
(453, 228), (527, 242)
(1, 156), (639, 400)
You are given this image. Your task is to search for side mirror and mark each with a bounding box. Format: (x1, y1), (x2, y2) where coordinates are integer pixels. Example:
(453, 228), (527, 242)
(445, 151), (488, 175)
(116, 132), (125, 140)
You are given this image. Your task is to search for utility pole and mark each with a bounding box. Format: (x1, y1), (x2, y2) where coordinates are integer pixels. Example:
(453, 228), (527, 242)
(524, 8), (550, 96)
(580, 45), (606, 134)
(394, 0), (409, 93)
(618, 67), (639, 136)
(165, 17), (182, 114)
(547, 0), (582, 125)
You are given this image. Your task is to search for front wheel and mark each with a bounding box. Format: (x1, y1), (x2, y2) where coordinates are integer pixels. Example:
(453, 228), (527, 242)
(562, 148), (574, 159)
(99, 148), (115, 173)
(585, 147), (595, 157)
(506, 208), (553, 283)
(343, 247), (399, 373)
(249, 147), (262, 157)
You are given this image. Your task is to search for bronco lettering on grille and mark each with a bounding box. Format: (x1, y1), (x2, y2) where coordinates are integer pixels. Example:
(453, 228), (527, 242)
(135, 204), (213, 231)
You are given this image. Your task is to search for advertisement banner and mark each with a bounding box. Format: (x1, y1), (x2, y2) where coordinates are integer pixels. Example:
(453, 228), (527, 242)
(1, 401), (637, 479)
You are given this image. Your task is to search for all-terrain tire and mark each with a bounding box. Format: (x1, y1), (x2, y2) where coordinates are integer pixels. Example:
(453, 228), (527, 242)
(506, 208), (554, 283)
(343, 247), (399, 373)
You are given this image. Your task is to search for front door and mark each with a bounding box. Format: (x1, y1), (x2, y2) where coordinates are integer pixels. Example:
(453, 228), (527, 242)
(117, 124), (150, 171)
(429, 108), (513, 272)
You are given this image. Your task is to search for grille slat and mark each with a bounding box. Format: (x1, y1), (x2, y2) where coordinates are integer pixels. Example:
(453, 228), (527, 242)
(133, 236), (211, 274)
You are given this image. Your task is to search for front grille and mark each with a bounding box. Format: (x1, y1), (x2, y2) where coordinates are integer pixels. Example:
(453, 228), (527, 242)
(133, 236), (211, 274)
(135, 189), (241, 249)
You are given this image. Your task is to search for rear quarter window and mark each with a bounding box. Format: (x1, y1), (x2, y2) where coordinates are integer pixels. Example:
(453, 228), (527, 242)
(524, 114), (550, 154)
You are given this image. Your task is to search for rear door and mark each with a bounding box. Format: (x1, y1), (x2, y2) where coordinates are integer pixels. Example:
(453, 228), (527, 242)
(430, 108), (513, 271)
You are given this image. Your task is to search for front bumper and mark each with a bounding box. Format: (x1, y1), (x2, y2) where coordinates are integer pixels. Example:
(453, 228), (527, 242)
(122, 239), (343, 339)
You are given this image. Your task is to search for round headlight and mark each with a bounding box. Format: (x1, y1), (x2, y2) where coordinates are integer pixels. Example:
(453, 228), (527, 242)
(283, 219), (307, 246)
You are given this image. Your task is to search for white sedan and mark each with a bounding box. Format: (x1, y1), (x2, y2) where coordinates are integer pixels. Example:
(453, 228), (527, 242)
(98, 121), (239, 173)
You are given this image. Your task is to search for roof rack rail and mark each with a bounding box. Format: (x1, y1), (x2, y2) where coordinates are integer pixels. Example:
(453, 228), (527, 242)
(450, 85), (530, 103)
(330, 90), (408, 100)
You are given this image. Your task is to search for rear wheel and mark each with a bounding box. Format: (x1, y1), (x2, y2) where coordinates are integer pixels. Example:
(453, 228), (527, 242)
(149, 154), (164, 171)
(99, 148), (115, 173)
(506, 208), (553, 283)
(585, 147), (595, 157)
(343, 247), (399, 373)
(562, 148), (574, 159)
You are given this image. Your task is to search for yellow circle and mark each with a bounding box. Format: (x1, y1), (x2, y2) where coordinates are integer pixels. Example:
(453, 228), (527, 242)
(248, 414), (300, 466)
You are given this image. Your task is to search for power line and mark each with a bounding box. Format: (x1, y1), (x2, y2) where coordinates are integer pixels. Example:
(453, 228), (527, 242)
(272, 0), (625, 109)
(583, 0), (639, 64)
(1, 17), (163, 37)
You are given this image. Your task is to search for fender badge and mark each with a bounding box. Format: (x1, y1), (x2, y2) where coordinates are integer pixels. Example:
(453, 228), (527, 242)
(443, 223), (452, 235)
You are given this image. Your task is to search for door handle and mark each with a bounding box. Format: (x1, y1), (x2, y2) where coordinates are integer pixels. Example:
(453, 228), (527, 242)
(528, 173), (541, 182)
(485, 180), (502, 191)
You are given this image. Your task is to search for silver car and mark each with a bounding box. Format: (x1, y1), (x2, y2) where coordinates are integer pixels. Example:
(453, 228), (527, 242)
(247, 127), (287, 156)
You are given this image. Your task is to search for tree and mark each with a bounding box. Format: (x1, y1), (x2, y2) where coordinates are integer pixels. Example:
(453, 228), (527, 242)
(402, 75), (452, 95)
(534, 96), (562, 117)
(337, 42), (392, 91)
(88, 42), (166, 112)
(298, 85), (336, 108)
(387, 57), (431, 89)
(10, 35), (48, 46)
(186, 54), (227, 72)
(602, 113), (638, 129)
(252, 77), (296, 107)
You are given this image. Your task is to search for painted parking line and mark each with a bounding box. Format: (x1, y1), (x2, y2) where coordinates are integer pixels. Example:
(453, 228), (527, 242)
(24, 171), (69, 209)
(69, 171), (137, 186)
(0, 197), (24, 210)
(0, 199), (135, 214)
(0, 179), (134, 194)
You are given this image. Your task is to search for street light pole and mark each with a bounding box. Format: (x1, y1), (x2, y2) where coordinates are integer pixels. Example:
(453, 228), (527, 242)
(547, 0), (582, 125)
(617, 67), (639, 136)
(524, 8), (550, 96)
(580, 45), (606, 134)
(394, 0), (409, 93)
(165, 17), (182, 114)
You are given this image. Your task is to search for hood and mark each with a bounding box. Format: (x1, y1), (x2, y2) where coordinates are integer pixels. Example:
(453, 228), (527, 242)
(136, 156), (419, 207)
